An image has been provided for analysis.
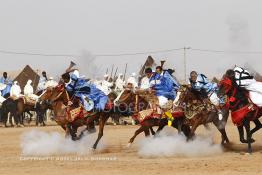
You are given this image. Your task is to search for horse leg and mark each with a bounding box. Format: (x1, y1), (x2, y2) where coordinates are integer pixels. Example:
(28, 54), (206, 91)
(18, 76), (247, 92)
(144, 128), (150, 136)
(66, 123), (78, 141)
(128, 125), (148, 145)
(93, 114), (110, 150)
(181, 124), (191, 139)
(243, 118), (252, 153)
(149, 127), (155, 135)
(86, 121), (96, 133)
(250, 119), (262, 137)
(213, 120), (230, 144)
(188, 123), (199, 140)
(238, 126), (248, 143)
(155, 119), (167, 136)
(63, 125), (70, 138)
(35, 112), (39, 126)
(219, 128), (230, 144)
(9, 114), (14, 127)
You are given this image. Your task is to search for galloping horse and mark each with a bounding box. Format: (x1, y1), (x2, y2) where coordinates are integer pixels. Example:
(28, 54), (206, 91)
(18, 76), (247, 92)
(39, 84), (116, 149)
(114, 88), (191, 145)
(218, 70), (262, 153)
(177, 85), (230, 144)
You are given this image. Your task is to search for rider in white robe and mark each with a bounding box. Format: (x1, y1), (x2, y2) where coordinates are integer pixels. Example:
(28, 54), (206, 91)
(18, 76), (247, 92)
(24, 80), (39, 100)
(10, 81), (22, 98)
(234, 66), (262, 107)
(115, 73), (125, 93)
(127, 72), (138, 88)
(140, 76), (150, 90)
(100, 74), (113, 95)
(45, 77), (58, 88)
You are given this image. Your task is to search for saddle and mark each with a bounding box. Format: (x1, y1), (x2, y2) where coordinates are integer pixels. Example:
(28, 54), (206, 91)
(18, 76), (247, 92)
(66, 106), (85, 122)
(135, 109), (161, 124)
(9, 96), (37, 106)
(184, 99), (213, 120)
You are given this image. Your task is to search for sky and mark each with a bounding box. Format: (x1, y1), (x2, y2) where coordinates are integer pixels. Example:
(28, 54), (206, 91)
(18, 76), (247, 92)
(0, 0), (262, 80)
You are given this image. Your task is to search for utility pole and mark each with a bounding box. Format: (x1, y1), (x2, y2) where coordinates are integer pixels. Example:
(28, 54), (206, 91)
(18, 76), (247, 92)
(183, 47), (191, 83)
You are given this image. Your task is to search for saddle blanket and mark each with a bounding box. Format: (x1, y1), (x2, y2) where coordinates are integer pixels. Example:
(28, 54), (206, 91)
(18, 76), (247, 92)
(135, 109), (161, 124)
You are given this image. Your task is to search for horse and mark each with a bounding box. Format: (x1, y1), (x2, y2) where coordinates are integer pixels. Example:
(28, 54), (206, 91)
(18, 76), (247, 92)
(0, 98), (18, 127)
(0, 96), (48, 127)
(177, 85), (230, 144)
(218, 70), (262, 153)
(16, 97), (48, 126)
(39, 84), (117, 149)
(114, 88), (191, 145)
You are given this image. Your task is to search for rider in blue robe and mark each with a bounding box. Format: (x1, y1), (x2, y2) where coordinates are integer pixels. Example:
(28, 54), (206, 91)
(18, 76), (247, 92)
(189, 72), (218, 96)
(150, 66), (180, 101)
(62, 71), (108, 111)
(0, 72), (12, 98)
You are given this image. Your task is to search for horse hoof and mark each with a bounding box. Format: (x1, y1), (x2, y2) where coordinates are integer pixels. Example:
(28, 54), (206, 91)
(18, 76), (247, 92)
(126, 143), (132, 148)
(240, 139), (248, 144)
(250, 138), (256, 143)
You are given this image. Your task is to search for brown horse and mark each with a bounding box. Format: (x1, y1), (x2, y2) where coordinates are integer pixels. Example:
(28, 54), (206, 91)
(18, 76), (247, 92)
(16, 97), (48, 126)
(177, 85), (230, 144)
(0, 97), (47, 127)
(39, 84), (116, 149)
(114, 88), (191, 146)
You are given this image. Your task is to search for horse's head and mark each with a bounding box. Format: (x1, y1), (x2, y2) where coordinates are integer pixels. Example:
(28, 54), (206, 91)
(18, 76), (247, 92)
(217, 69), (237, 98)
(177, 85), (199, 105)
(217, 76), (233, 98)
(39, 84), (68, 104)
(114, 87), (135, 106)
(218, 72), (249, 109)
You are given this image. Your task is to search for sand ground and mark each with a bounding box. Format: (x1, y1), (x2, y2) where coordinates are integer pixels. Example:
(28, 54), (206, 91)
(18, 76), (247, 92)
(0, 120), (262, 175)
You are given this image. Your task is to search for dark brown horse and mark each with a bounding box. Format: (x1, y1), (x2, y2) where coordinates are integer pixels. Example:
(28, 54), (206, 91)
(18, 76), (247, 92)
(0, 97), (47, 127)
(39, 84), (117, 149)
(177, 85), (230, 144)
(218, 70), (262, 153)
(114, 88), (191, 146)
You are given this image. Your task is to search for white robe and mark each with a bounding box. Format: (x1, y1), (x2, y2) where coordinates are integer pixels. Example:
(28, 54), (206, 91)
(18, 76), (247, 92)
(10, 84), (22, 98)
(140, 76), (150, 90)
(234, 67), (262, 107)
(115, 78), (125, 92)
(24, 82), (39, 100)
(127, 76), (138, 88)
(45, 80), (58, 88)
(246, 82), (262, 107)
(100, 80), (113, 95)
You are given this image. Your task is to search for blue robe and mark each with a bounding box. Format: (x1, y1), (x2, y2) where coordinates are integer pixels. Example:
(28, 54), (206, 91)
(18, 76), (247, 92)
(65, 74), (108, 111)
(0, 77), (12, 97)
(190, 74), (217, 95)
(149, 72), (178, 100)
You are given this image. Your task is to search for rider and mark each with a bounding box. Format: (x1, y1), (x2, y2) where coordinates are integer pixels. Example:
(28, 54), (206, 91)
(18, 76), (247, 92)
(61, 70), (109, 112)
(115, 73), (125, 93)
(10, 81), (22, 98)
(127, 72), (138, 88)
(233, 66), (262, 107)
(146, 67), (180, 126)
(37, 71), (48, 93)
(100, 74), (114, 95)
(0, 72), (12, 98)
(189, 71), (223, 120)
(24, 80), (39, 100)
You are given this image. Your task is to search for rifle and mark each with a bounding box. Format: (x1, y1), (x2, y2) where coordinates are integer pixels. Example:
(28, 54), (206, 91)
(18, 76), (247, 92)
(123, 63), (128, 81)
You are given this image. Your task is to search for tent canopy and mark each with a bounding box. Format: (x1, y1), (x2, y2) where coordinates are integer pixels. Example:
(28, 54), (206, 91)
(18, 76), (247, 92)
(14, 65), (40, 93)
